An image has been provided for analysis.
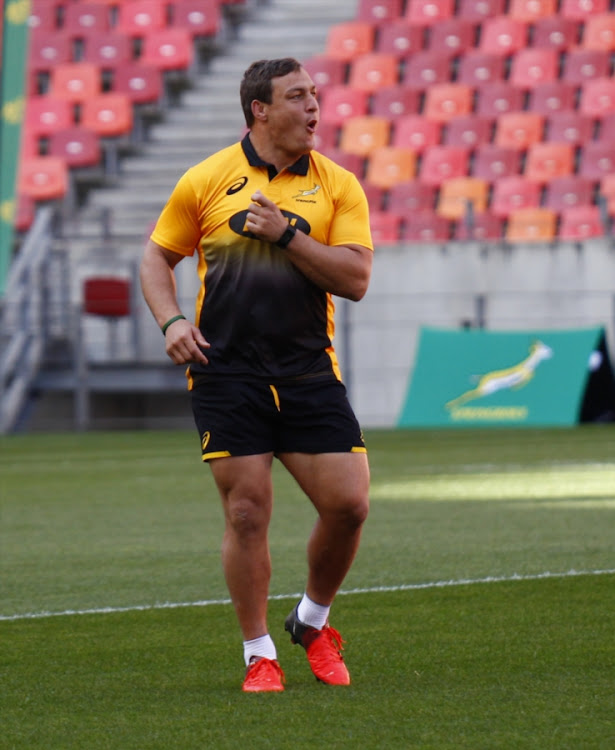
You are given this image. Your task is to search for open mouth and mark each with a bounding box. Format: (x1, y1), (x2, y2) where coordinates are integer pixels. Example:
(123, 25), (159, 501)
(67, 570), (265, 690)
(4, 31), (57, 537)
(306, 119), (318, 133)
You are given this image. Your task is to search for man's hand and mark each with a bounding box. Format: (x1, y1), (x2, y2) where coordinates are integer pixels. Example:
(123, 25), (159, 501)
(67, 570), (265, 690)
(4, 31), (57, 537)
(164, 319), (210, 365)
(245, 191), (289, 244)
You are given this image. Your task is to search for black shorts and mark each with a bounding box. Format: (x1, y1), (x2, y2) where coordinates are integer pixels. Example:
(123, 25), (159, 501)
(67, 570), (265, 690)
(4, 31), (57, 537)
(191, 377), (366, 460)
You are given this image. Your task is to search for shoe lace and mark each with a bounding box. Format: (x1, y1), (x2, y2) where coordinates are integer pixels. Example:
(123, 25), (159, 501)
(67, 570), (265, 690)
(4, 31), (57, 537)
(247, 658), (285, 684)
(310, 626), (346, 661)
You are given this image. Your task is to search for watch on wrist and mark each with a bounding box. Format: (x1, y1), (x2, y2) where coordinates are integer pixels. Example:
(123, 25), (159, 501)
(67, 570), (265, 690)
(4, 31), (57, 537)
(276, 224), (297, 249)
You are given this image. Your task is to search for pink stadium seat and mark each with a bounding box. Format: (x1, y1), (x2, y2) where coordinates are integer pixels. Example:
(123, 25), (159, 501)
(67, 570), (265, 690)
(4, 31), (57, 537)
(531, 16), (581, 50)
(527, 81), (576, 116)
(50, 62), (102, 102)
(479, 17), (528, 56)
(313, 122), (339, 152)
(28, 0), (61, 32)
(357, 0), (404, 25)
(455, 212), (505, 240)
(82, 32), (133, 69)
(392, 115), (442, 153)
(509, 48), (559, 89)
(370, 84), (420, 120)
(365, 146), (417, 189)
(476, 82), (524, 118)
(524, 142), (574, 183)
(403, 51), (452, 90)
(419, 146), (470, 186)
(321, 149), (365, 178)
(423, 83), (473, 124)
(28, 30), (73, 75)
(63, 3), (111, 37)
(112, 62), (163, 104)
(116, 0), (168, 37)
(375, 21), (424, 58)
(140, 29), (194, 71)
(387, 180), (436, 213)
(405, 0), (454, 27)
(81, 93), (133, 137)
(426, 18), (477, 56)
(578, 141), (615, 180)
(457, 52), (505, 87)
(444, 115), (493, 149)
(348, 53), (399, 93)
(495, 112), (544, 149)
(361, 181), (386, 210)
(545, 111), (594, 146)
(582, 13), (615, 52)
(562, 49), (610, 85)
(402, 211), (452, 241)
(18, 155), (69, 201)
(472, 144), (521, 181)
(561, 0), (608, 20)
(491, 175), (541, 217)
(506, 207), (557, 241)
(169, 0), (221, 38)
(580, 78), (615, 118)
(508, 0), (556, 22)
(457, 0), (505, 21)
(544, 176), (594, 211)
(325, 21), (375, 62)
(369, 210), (403, 244)
(319, 86), (369, 126)
(47, 126), (102, 168)
(303, 56), (347, 91)
(558, 206), (605, 239)
(25, 95), (74, 137)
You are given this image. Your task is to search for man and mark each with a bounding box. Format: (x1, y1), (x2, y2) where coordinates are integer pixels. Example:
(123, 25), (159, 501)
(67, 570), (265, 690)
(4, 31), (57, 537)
(140, 58), (373, 692)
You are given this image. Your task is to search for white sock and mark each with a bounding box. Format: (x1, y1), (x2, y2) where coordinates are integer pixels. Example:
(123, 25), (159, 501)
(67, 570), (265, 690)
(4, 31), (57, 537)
(297, 594), (330, 630)
(243, 635), (277, 667)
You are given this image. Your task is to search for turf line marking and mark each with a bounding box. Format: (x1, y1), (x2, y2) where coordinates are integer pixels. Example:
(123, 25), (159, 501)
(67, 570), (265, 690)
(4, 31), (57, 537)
(2, 568), (614, 623)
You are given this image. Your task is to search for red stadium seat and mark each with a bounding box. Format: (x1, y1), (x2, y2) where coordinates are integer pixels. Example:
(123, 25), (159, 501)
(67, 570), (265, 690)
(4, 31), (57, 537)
(325, 21), (375, 62)
(370, 211), (403, 244)
(25, 95), (74, 137)
(112, 62), (163, 104)
(559, 206), (605, 239)
(28, 30), (73, 75)
(457, 52), (505, 87)
(169, 0), (221, 38)
(578, 141), (615, 180)
(444, 115), (493, 149)
(348, 53), (399, 93)
(562, 49), (610, 85)
(365, 146), (417, 188)
(545, 111), (594, 146)
(423, 83), (473, 123)
(47, 126), (102, 168)
(419, 146), (470, 186)
(320, 86), (369, 126)
(582, 13), (615, 51)
(508, 0), (556, 22)
(83, 277), (132, 317)
(561, 0), (608, 20)
(15, 194), (37, 233)
(472, 144), (521, 181)
(479, 17), (528, 56)
(392, 115), (441, 153)
(387, 180), (436, 213)
(140, 29), (194, 71)
(524, 142), (574, 183)
(402, 211), (452, 241)
(403, 51), (452, 90)
(495, 112), (544, 149)
(544, 176), (594, 211)
(82, 32), (133, 69)
(370, 84), (420, 120)
(50, 62), (102, 102)
(599, 173), (615, 214)
(18, 155), (69, 201)
(28, 0), (61, 32)
(426, 18), (477, 56)
(531, 16), (581, 50)
(339, 115), (390, 157)
(357, 0), (404, 25)
(506, 207), (557, 241)
(455, 212), (504, 240)
(303, 56), (347, 91)
(63, 3), (111, 37)
(313, 122), (339, 152)
(491, 175), (541, 217)
(509, 48), (559, 89)
(580, 78), (615, 118)
(321, 149), (365, 178)
(405, 0), (453, 27)
(476, 82), (524, 118)
(527, 81), (576, 116)
(361, 181), (386, 210)
(457, 0), (504, 21)
(80, 93), (133, 137)
(116, 0), (168, 37)
(375, 21), (423, 58)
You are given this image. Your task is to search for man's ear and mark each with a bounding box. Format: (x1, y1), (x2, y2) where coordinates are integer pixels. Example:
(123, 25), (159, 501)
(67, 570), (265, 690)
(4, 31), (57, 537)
(252, 100), (267, 122)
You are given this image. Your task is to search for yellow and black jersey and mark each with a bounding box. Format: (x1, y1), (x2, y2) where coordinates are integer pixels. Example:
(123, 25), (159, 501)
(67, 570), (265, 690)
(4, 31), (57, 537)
(150, 135), (373, 385)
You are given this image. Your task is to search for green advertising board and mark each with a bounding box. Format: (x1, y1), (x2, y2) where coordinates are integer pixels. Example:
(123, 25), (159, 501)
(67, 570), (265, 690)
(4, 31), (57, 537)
(398, 326), (615, 428)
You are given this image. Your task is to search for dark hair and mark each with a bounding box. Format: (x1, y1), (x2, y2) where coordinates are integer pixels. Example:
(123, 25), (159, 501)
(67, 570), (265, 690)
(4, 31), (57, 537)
(240, 58), (302, 127)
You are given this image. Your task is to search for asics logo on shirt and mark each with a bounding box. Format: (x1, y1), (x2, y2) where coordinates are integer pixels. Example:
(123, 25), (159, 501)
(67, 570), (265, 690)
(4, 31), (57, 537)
(226, 176), (249, 195)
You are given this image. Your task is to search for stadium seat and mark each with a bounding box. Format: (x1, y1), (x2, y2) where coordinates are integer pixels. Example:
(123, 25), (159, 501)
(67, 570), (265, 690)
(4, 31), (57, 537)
(472, 144), (521, 181)
(50, 62), (102, 102)
(169, 0), (221, 38)
(544, 176), (594, 211)
(348, 52), (399, 93)
(457, 0), (504, 21)
(479, 17), (528, 56)
(313, 122), (339, 152)
(28, 0), (60, 32)
(403, 51), (452, 90)
(112, 62), (163, 105)
(15, 194), (37, 233)
(365, 146), (417, 188)
(561, 49), (610, 85)
(508, 0), (556, 22)
(47, 126), (102, 168)
(319, 86), (369, 126)
(561, 0), (608, 21)
(18, 155), (69, 201)
(303, 56), (347, 91)
(361, 181), (386, 210)
(509, 48), (559, 89)
(506, 207), (557, 241)
(524, 142), (574, 182)
(578, 141), (615, 181)
(581, 13), (615, 51)
(457, 52), (505, 87)
(454, 212), (505, 240)
(392, 115), (441, 153)
(423, 83), (473, 123)
(80, 93), (133, 137)
(419, 146), (470, 186)
(476, 82), (524, 118)
(375, 21), (424, 58)
(599, 173), (615, 214)
(82, 32), (133, 69)
(83, 277), (132, 317)
(25, 95), (74, 137)
(426, 18), (477, 56)
(116, 0), (168, 37)
(401, 211), (451, 241)
(357, 0), (404, 25)
(63, 3), (111, 38)
(321, 149), (365, 178)
(545, 111), (594, 146)
(370, 84), (420, 120)
(387, 180), (436, 213)
(140, 29), (194, 71)
(491, 175), (541, 217)
(444, 115), (493, 149)
(339, 115), (390, 157)
(437, 176), (489, 220)
(580, 78), (615, 118)
(495, 112), (544, 149)
(369, 210), (403, 243)
(324, 21), (375, 62)
(531, 16), (581, 50)
(527, 81), (576, 116)
(28, 30), (73, 75)
(558, 205), (605, 239)
(405, 0), (453, 26)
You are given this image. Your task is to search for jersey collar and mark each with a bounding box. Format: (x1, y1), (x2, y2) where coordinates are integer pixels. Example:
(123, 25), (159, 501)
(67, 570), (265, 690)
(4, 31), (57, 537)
(241, 133), (310, 180)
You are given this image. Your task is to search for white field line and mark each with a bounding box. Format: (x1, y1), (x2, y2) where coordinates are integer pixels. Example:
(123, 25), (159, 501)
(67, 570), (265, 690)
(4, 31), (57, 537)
(2, 568), (614, 623)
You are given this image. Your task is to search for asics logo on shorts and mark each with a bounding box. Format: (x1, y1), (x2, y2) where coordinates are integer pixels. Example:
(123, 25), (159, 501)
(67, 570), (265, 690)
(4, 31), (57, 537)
(201, 431), (211, 451)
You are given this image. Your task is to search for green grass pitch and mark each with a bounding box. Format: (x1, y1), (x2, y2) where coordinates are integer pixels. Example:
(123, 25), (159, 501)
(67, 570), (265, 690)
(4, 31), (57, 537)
(1, 427), (614, 749)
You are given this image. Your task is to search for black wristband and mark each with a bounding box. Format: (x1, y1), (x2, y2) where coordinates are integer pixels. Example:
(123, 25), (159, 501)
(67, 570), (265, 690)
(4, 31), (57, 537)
(276, 224), (297, 249)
